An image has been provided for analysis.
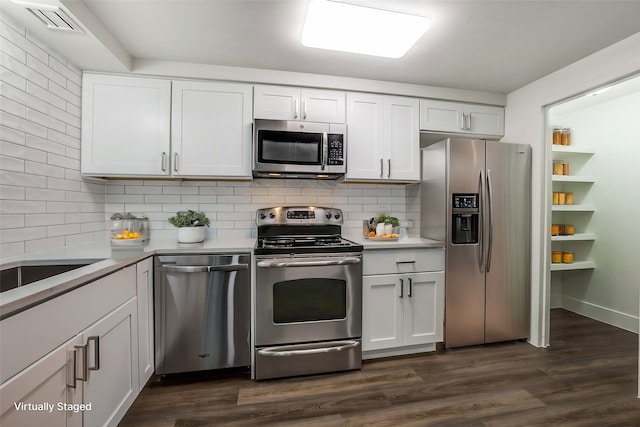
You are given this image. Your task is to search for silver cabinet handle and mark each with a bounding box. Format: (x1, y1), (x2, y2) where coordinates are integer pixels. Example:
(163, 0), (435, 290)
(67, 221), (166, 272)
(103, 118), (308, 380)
(293, 99), (298, 119)
(460, 113), (465, 130)
(467, 113), (472, 130)
(160, 264), (248, 273)
(399, 278), (404, 298)
(408, 277), (413, 298)
(257, 340), (359, 357)
(173, 152), (179, 172)
(380, 158), (384, 178)
(74, 344), (88, 381)
(395, 260), (416, 265)
(67, 348), (77, 389)
(388, 159), (391, 178)
(257, 257), (361, 268)
(161, 152), (167, 172)
(303, 100), (307, 120)
(87, 336), (100, 371)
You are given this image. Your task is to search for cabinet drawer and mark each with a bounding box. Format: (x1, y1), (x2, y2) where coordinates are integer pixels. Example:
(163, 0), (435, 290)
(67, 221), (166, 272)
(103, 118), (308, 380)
(363, 248), (444, 275)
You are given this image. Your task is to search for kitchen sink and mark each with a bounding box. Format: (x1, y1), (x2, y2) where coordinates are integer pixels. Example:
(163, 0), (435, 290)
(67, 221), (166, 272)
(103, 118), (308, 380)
(0, 259), (107, 293)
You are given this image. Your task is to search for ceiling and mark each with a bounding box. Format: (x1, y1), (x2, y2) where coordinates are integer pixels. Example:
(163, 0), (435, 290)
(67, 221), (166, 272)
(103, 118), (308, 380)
(2, 0), (640, 95)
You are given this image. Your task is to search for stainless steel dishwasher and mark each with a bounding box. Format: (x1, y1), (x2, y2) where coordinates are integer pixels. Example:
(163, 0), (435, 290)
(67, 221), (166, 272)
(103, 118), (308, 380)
(154, 253), (250, 375)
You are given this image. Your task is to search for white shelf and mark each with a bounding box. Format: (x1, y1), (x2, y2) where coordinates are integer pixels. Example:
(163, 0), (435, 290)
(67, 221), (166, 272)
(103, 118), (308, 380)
(552, 204), (595, 212)
(551, 145), (595, 156)
(551, 233), (596, 242)
(551, 261), (596, 271)
(552, 175), (595, 183)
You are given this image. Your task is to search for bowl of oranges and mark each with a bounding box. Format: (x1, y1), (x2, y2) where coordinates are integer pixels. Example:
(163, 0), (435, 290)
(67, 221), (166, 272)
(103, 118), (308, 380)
(110, 213), (149, 246)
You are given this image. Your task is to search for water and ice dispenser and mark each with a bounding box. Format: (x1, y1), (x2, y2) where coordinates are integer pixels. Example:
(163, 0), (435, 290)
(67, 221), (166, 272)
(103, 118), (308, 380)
(451, 194), (479, 244)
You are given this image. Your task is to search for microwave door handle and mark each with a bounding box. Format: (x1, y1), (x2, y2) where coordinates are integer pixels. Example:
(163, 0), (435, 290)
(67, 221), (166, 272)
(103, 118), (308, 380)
(321, 132), (328, 171)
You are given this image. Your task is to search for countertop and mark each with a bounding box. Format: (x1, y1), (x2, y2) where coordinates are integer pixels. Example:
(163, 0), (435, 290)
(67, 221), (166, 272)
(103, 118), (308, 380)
(0, 238), (255, 320)
(348, 235), (444, 250)
(0, 235), (443, 319)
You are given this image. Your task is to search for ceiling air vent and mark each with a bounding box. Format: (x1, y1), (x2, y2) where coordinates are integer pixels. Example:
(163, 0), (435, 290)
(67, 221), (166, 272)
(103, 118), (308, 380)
(11, 1), (83, 32)
(26, 6), (83, 32)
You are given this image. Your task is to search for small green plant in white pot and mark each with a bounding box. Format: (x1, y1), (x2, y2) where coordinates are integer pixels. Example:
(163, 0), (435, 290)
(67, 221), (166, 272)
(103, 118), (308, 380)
(168, 210), (210, 243)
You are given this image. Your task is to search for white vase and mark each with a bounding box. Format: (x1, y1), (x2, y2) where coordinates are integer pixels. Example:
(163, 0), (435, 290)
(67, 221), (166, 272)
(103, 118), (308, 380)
(177, 227), (205, 243)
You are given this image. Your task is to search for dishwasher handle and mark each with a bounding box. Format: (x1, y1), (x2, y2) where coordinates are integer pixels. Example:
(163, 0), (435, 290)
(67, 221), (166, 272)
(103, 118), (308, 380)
(159, 264), (248, 273)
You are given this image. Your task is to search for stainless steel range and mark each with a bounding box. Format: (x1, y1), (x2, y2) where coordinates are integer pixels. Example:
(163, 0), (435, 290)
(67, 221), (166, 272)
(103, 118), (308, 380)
(254, 206), (363, 380)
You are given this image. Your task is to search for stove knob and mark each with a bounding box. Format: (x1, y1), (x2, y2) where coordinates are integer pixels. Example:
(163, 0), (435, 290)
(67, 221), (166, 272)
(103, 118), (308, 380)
(334, 213), (341, 220)
(269, 212), (275, 219)
(325, 212), (332, 219)
(259, 213), (266, 220)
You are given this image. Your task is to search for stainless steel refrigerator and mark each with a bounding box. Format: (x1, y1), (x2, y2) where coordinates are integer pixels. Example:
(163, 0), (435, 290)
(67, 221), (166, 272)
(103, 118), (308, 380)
(420, 138), (531, 348)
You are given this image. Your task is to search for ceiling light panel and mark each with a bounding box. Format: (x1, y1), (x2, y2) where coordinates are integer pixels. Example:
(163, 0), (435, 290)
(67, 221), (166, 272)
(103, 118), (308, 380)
(301, 0), (430, 59)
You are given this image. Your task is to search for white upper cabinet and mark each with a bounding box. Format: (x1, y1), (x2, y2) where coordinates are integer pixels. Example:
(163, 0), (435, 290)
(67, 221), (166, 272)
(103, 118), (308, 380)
(172, 80), (253, 178)
(254, 85), (346, 123)
(345, 92), (385, 180)
(346, 93), (419, 182)
(81, 74), (171, 177)
(82, 74), (252, 179)
(419, 99), (504, 136)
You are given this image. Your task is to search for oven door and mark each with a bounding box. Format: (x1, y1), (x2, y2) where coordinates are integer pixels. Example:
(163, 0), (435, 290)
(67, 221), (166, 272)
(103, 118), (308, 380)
(254, 253), (362, 346)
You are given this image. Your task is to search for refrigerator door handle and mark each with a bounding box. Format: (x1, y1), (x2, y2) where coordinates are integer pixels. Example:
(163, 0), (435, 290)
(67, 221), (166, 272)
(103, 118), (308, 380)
(478, 169), (485, 273)
(486, 168), (494, 272)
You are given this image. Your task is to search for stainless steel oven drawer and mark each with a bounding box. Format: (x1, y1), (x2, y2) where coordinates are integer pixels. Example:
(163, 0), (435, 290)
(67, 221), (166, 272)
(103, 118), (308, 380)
(254, 339), (361, 380)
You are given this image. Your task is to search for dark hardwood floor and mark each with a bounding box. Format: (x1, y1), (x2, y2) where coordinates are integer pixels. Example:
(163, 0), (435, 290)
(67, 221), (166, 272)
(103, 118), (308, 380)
(120, 309), (640, 426)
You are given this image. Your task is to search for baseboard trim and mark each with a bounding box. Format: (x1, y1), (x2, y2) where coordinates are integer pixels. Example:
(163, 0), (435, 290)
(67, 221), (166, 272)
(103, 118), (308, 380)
(561, 296), (639, 334)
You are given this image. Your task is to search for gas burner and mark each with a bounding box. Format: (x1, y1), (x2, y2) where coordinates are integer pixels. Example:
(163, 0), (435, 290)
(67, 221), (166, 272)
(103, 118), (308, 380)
(255, 206), (362, 255)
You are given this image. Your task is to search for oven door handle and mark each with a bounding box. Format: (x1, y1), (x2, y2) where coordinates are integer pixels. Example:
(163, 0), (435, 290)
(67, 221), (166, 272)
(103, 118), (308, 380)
(257, 257), (361, 268)
(257, 340), (360, 357)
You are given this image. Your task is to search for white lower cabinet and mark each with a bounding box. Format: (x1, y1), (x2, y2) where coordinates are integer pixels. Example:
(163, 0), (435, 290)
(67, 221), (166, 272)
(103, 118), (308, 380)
(0, 335), (83, 427)
(363, 272), (444, 352)
(82, 298), (138, 427)
(136, 257), (154, 389)
(0, 264), (144, 427)
(362, 248), (444, 358)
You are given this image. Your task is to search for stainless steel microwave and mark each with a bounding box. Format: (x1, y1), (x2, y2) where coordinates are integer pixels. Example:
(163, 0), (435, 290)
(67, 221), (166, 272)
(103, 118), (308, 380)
(253, 119), (346, 179)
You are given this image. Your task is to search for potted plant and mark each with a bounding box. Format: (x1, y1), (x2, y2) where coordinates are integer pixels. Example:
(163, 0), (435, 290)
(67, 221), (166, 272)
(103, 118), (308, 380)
(376, 213), (400, 236)
(168, 210), (210, 243)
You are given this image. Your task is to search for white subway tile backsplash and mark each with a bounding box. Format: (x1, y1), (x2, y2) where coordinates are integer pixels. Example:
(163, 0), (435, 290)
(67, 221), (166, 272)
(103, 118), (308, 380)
(26, 213), (66, 226)
(25, 161), (65, 179)
(1, 52), (48, 88)
(0, 226), (46, 243)
(0, 155), (24, 172)
(26, 134), (66, 155)
(0, 95), (26, 117)
(0, 214), (24, 229)
(26, 54), (66, 87)
(1, 170), (46, 188)
(2, 80), (49, 114)
(25, 236), (65, 253)
(0, 125), (26, 145)
(0, 66), (27, 90)
(0, 110), (47, 137)
(27, 80), (66, 110)
(1, 140), (47, 163)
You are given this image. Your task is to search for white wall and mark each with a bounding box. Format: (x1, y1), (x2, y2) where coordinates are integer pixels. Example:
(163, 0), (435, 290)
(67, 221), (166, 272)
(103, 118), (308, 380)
(554, 92), (640, 332)
(503, 31), (640, 347)
(0, 13), (105, 258)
